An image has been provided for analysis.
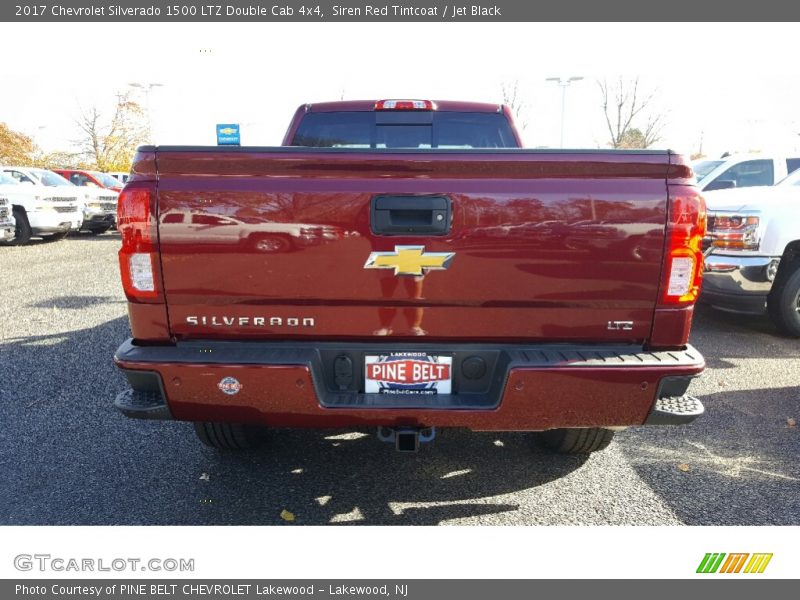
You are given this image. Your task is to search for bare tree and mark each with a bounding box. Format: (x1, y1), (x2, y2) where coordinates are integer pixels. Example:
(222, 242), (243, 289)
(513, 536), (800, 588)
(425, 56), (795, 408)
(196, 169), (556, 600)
(75, 92), (148, 172)
(598, 77), (665, 149)
(502, 80), (529, 132)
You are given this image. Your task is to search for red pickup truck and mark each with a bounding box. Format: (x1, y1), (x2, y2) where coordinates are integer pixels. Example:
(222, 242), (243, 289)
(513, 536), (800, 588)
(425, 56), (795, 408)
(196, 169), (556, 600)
(113, 100), (706, 454)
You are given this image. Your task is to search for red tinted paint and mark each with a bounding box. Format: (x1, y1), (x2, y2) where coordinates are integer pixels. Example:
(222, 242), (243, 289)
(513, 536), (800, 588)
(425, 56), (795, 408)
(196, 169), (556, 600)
(150, 150), (671, 344)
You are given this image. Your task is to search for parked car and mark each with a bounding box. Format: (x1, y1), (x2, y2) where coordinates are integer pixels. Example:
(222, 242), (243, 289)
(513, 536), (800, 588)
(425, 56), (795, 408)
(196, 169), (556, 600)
(54, 169), (124, 192)
(1, 166), (117, 235)
(107, 171), (130, 184)
(113, 99), (706, 455)
(702, 167), (800, 335)
(692, 154), (800, 192)
(0, 192), (15, 242)
(0, 168), (82, 243)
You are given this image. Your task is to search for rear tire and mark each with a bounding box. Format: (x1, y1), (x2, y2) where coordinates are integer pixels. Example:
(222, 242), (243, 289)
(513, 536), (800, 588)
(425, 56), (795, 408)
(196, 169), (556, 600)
(539, 428), (615, 454)
(767, 261), (800, 337)
(12, 206), (32, 245)
(193, 422), (264, 450)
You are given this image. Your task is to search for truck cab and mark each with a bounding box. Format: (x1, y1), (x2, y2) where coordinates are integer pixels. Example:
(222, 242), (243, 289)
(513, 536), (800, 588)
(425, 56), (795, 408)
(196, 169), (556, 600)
(107, 171), (130, 185)
(693, 154), (800, 192)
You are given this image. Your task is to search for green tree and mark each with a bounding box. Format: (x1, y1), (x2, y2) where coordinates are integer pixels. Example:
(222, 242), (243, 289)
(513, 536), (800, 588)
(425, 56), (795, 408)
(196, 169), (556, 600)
(618, 127), (647, 149)
(32, 150), (85, 170)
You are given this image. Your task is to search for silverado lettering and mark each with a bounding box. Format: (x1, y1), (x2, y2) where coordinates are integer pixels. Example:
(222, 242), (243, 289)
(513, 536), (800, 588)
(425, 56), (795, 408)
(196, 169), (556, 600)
(113, 99), (707, 455)
(186, 316), (315, 327)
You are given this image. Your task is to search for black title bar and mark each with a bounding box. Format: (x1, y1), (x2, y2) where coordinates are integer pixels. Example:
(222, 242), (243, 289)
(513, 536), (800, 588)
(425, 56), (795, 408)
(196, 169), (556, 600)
(4, 0), (800, 21)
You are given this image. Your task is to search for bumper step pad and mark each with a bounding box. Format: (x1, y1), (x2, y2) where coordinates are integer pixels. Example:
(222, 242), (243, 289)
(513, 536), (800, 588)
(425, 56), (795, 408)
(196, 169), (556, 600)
(645, 395), (704, 425)
(114, 389), (171, 420)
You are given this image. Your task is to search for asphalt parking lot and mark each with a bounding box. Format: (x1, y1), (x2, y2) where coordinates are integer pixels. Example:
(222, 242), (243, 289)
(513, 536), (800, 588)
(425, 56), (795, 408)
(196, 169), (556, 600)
(1, 235), (798, 526)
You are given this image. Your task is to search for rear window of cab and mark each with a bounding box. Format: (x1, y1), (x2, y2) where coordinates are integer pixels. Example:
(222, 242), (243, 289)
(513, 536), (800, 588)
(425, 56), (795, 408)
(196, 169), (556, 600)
(291, 111), (518, 149)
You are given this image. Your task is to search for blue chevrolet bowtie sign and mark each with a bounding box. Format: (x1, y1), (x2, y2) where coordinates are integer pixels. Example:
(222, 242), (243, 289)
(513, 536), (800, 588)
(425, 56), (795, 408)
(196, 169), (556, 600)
(216, 123), (240, 145)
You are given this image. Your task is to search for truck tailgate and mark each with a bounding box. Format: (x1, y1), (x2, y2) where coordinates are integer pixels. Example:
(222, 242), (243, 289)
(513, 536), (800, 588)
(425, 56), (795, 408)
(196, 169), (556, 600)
(154, 149), (673, 343)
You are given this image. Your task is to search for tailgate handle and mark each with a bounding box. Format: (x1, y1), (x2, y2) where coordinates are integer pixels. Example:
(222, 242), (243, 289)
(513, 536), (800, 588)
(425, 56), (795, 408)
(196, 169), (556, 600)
(371, 195), (451, 236)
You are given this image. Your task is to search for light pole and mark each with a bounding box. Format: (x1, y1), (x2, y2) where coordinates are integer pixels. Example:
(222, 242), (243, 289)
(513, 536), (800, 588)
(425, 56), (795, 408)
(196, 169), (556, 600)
(546, 76), (583, 148)
(128, 82), (164, 143)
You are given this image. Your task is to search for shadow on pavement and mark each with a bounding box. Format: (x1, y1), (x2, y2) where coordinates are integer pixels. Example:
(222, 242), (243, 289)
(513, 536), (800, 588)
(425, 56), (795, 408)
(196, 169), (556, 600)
(66, 232), (120, 242)
(620, 385), (800, 525)
(0, 316), (588, 526)
(690, 304), (797, 369)
(187, 428), (589, 525)
(27, 295), (124, 310)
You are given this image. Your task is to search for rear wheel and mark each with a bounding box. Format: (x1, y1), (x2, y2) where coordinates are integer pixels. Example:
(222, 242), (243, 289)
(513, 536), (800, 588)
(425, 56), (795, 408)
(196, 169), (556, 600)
(12, 207), (32, 245)
(193, 422), (264, 450)
(767, 261), (800, 337)
(539, 428), (615, 454)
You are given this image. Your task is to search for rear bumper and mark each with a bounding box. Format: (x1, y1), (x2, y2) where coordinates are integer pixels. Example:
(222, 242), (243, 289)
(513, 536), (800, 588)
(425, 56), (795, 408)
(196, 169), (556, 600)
(114, 340), (705, 431)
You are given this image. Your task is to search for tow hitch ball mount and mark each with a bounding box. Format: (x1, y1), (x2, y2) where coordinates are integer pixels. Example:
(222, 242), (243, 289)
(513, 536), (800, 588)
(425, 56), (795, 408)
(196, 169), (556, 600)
(377, 426), (437, 452)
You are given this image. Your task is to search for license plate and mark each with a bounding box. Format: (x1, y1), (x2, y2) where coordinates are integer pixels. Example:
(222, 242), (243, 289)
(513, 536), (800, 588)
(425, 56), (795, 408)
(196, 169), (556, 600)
(364, 353), (452, 395)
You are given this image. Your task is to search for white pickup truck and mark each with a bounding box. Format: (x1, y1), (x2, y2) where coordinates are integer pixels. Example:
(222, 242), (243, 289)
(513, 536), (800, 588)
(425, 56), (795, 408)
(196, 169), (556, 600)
(0, 169), (82, 244)
(702, 167), (800, 336)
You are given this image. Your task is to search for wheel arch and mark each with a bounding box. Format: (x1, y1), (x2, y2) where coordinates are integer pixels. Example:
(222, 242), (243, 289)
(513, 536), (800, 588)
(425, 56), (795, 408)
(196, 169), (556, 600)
(774, 239), (800, 282)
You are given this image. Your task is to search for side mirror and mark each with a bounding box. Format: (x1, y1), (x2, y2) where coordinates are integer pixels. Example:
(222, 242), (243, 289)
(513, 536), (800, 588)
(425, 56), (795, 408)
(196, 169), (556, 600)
(705, 179), (736, 192)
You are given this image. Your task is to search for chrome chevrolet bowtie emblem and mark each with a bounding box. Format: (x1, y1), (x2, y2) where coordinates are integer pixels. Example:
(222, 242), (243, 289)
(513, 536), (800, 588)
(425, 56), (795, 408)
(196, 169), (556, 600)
(364, 245), (455, 276)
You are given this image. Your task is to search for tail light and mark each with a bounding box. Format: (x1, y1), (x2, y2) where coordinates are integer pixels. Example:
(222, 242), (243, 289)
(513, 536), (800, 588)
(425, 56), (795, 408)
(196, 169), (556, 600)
(118, 182), (161, 302)
(375, 100), (434, 111)
(659, 190), (707, 306)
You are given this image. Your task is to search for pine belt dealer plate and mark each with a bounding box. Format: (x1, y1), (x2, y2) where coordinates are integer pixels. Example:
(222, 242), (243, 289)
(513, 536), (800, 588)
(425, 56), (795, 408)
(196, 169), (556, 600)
(364, 353), (452, 395)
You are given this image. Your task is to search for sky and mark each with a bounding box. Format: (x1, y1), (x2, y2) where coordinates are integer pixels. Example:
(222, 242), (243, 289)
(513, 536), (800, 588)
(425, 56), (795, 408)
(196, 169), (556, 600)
(2, 22), (799, 158)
